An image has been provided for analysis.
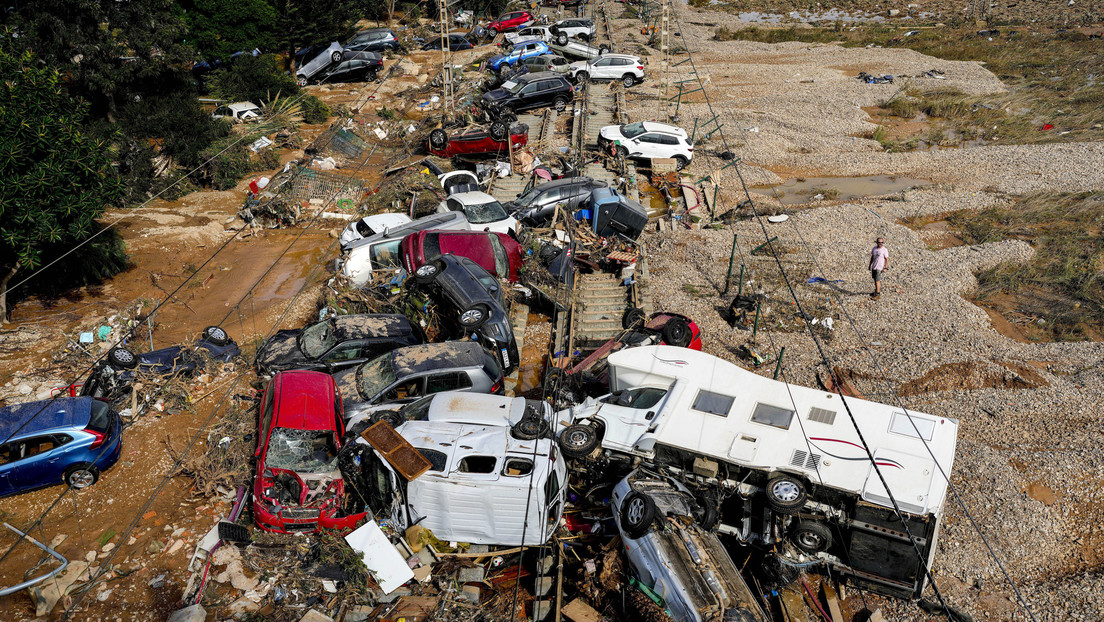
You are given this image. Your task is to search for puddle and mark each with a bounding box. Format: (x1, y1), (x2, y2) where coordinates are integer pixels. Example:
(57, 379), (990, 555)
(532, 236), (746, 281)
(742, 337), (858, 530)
(750, 175), (931, 205)
(637, 179), (673, 218)
(515, 312), (551, 398)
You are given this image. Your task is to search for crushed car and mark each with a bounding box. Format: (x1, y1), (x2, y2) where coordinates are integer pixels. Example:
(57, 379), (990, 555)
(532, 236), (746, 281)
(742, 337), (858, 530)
(341, 211), (471, 287)
(255, 314), (424, 377)
(401, 229), (523, 282)
(425, 121), (529, 158)
(339, 213), (412, 250)
(435, 190), (518, 235)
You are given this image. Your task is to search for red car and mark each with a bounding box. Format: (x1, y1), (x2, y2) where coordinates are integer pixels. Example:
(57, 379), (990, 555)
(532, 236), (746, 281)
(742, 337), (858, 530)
(486, 10), (534, 35)
(401, 229), (523, 282)
(426, 122), (528, 158)
(253, 370), (367, 534)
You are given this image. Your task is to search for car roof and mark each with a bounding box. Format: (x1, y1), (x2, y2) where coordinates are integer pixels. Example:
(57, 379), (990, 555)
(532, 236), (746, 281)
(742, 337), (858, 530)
(599, 54), (639, 61)
(0, 397), (92, 439)
(449, 190), (498, 205)
(390, 342), (487, 377)
(638, 121), (689, 137)
(272, 371), (338, 431)
(533, 176), (597, 190)
(521, 71), (565, 82)
(228, 102), (260, 112)
(333, 313), (415, 339)
(347, 212), (469, 250)
(357, 27), (394, 34)
(425, 392), (546, 426)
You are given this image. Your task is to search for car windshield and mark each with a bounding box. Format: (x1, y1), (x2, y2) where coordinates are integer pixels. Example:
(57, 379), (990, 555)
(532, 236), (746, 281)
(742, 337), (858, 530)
(621, 122), (646, 139)
(266, 428), (338, 473)
(422, 234), (441, 259)
(298, 320), (337, 359)
(501, 80), (523, 94)
(464, 199), (508, 224)
(514, 186), (544, 206)
(490, 237), (509, 276)
(355, 353), (397, 400)
(370, 239), (403, 269)
(401, 395), (435, 420)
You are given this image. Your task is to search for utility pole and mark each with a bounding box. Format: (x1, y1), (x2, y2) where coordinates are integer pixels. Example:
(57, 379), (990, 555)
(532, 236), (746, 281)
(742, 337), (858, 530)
(438, 0), (454, 118)
(659, 0), (670, 122)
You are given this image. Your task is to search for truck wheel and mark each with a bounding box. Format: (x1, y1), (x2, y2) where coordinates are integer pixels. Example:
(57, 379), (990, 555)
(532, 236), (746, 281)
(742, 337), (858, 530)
(556, 32), (569, 46)
(766, 475), (807, 514)
(65, 465), (100, 489)
(791, 520), (833, 554)
(489, 121), (509, 142)
(553, 97), (568, 112)
(558, 423), (599, 458)
(620, 491), (657, 538)
(621, 307), (646, 330)
(428, 129), (449, 150)
(511, 416), (550, 440)
(202, 325), (230, 346)
(107, 347), (138, 369)
(661, 317), (692, 347)
(622, 74), (635, 88)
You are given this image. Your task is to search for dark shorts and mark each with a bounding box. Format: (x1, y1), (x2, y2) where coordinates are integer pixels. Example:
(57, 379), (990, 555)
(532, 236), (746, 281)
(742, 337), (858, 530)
(871, 269), (884, 282)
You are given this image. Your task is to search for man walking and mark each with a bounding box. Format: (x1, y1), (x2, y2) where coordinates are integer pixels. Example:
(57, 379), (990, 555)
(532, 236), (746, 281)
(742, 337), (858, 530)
(869, 237), (889, 297)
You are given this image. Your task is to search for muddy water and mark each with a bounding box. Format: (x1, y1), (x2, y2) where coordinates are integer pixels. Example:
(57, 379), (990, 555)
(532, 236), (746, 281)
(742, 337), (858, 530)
(516, 312), (551, 398)
(637, 179), (674, 218)
(750, 175), (931, 205)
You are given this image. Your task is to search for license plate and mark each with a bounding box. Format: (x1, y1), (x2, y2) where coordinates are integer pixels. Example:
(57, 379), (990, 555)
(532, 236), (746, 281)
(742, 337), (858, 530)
(501, 347), (510, 368)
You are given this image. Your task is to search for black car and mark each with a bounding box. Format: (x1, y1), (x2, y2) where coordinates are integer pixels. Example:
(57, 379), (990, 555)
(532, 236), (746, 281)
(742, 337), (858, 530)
(255, 314), (424, 376)
(316, 55), (383, 84)
(422, 33), (474, 51)
(343, 28), (402, 55)
(407, 254), (519, 373)
(482, 72), (573, 117)
(507, 176), (607, 226)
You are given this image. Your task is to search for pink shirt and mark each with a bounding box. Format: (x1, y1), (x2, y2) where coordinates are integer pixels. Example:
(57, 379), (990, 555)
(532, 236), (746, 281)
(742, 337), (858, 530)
(870, 245), (888, 271)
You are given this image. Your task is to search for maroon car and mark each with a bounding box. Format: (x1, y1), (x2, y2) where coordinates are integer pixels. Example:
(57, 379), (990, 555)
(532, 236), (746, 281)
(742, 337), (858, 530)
(426, 122), (529, 158)
(401, 229), (523, 282)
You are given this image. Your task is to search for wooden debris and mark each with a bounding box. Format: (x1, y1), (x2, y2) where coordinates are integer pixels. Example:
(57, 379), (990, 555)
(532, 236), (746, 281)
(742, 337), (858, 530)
(361, 421), (432, 480)
(562, 598), (602, 622)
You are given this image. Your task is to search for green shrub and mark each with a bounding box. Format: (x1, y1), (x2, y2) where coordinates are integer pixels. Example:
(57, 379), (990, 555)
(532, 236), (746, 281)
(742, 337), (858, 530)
(301, 95), (331, 124)
(209, 54), (299, 105)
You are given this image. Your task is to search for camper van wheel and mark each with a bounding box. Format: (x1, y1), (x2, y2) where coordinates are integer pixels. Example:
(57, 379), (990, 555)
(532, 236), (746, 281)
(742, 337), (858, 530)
(428, 129), (449, 150)
(511, 416), (550, 440)
(791, 520), (833, 554)
(201, 325), (230, 346)
(558, 423), (599, 458)
(107, 347), (138, 370)
(489, 121), (509, 142)
(620, 491), (657, 538)
(765, 475), (807, 514)
(661, 317), (692, 347)
(621, 307), (646, 330)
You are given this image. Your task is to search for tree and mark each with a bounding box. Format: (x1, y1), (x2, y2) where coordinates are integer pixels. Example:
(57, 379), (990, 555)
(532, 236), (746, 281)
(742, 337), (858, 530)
(179, 0), (280, 62)
(270, 0), (361, 72)
(0, 39), (124, 321)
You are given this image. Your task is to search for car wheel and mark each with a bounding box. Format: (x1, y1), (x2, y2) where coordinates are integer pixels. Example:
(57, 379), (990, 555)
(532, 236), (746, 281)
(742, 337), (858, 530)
(414, 261), (441, 284)
(558, 423), (599, 458)
(622, 74), (635, 88)
(331, 50), (343, 63)
(553, 96), (568, 112)
(620, 491), (657, 538)
(107, 347), (138, 369)
(576, 71), (589, 84)
(616, 145), (628, 158)
(556, 32), (568, 46)
(499, 108), (518, 124)
(511, 416), (550, 440)
(65, 465), (100, 489)
(369, 69), (380, 82)
(791, 520), (833, 554)
(621, 307), (646, 330)
(765, 475), (808, 514)
(487, 27), (498, 37)
(428, 128), (449, 151)
(459, 304), (489, 328)
(661, 317), (692, 347)
(489, 120), (509, 142)
(297, 76), (308, 87)
(598, 44), (610, 55)
(370, 409), (403, 429)
(696, 495), (719, 531)
(674, 155), (690, 171)
(202, 325), (230, 346)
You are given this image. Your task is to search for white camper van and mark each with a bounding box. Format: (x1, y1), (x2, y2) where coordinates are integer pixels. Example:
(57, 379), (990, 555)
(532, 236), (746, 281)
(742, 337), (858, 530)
(557, 345), (959, 599)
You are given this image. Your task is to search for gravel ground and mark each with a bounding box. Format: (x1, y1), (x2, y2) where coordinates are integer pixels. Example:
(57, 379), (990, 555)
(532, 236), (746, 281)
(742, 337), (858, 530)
(605, 3), (1104, 621)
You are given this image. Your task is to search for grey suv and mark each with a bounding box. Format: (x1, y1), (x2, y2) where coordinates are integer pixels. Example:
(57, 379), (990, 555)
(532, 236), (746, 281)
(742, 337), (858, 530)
(507, 177), (607, 226)
(344, 28), (402, 55)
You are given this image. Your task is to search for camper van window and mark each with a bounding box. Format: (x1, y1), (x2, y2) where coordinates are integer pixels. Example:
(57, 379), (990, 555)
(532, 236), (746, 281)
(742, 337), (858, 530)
(889, 412), (935, 440)
(605, 387), (667, 409)
(750, 403), (796, 430)
(502, 458), (534, 476)
(418, 448), (448, 471)
(544, 469), (561, 524)
(459, 455), (497, 473)
(691, 390), (735, 417)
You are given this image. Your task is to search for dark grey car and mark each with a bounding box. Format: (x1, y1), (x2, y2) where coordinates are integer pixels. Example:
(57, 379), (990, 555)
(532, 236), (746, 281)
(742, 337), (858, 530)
(255, 314), (424, 377)
(343, 28), (402, 55)
(507, 176), (607, 226)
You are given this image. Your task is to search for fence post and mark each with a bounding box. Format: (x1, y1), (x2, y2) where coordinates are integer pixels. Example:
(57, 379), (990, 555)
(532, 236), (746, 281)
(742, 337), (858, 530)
(722, 235), (737, 295)
(773, 347), (786, 379)
(737, 264), (745, 298)
(752, 300), (761, 338)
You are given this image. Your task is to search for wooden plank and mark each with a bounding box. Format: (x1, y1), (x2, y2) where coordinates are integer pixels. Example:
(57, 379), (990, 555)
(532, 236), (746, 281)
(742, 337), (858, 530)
(562, 598), (602, 622)
(821, 582), (845, 622)
(361, 421), (432, 481)
(869, 609), (887, 622)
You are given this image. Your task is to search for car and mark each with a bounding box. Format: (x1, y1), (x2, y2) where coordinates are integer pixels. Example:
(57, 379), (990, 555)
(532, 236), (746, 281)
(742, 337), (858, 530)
(598, 121), (695, 170)
(339, 213), (412, 250)
(421, 33), (474, 51)
(343, 28), (402, 55)
(506, 176), (607, 226)
(435, 190), (518, 235)
(332, 342), (504, 422)
(482, 72), (574, 117)
(211, 101), (262, 123)
(345, 391), (555, 436)
(503, 25), (553, 47)
(612, 468), (770, 622)
(0, 397), (123, 497)
(486, 10), (534, 36)
(408, 254), (519, 372)
(549, 18), (596, 44)
(485, 40), (552, 73)
(548, 38), (610, 60)
(569, 54), (644, 87)
(314, 54), (383, 84)
(401, 229), (523, 282)
(252, 371), (367, 534)
(255, 314), (424, 376)
(296, 42), (344, 86)
(519, 53), (571, 75)
(341, 211), (471, 286)
(425, 121), (529, 158)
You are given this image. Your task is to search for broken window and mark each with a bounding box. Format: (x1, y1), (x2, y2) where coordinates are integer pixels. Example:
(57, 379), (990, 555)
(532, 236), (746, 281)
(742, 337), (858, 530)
(458, 455), (496, 473)
(502, 458), (533, 476)
(266, 428), (338, 473)
(356, 353), (397, 400)
(299, 320), (338, 359)
(369, 239), (402, 269)
(691, 390), (735, 417)
(750, 403), (795, 430)
(418, 448), (448, 472)
(606, 387), (667, 410)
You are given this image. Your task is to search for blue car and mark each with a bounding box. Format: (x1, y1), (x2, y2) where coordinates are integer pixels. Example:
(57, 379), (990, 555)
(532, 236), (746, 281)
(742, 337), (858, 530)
(486, 40), (551, 73)
(0, 397), (123, 496)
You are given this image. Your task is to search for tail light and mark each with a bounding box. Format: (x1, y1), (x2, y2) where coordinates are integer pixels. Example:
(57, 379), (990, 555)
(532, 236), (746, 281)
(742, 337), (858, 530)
(490, 378), (504, 394)
(87, 428), (106, 449)
(637, 66), (643, 70)
(688, 148), (694, 152)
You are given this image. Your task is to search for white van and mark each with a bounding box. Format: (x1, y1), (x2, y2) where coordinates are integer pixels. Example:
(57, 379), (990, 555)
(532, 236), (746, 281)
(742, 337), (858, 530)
(558, 345), (959, 599)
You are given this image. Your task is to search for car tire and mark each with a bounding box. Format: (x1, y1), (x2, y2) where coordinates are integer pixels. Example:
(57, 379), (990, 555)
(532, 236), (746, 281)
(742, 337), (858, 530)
(556, 32), (569, 46)
(202, 325), (230, 346)
(791, 520), (833, 554)
(487, 27), (498, 37)
(622, 74), (635, 88)
(598, 44), (610, 55)
(297, 76), (308, 87)
(107, 347), (138, 370)
(674, 155), (689, 171)
(511, 416), (550, 440)
(459, 303), (490, 328)
(766, 475), (808, 514)
(621, 307), (646, 330)
(370, 409), (403, 429)
(558, 423), (600, 458)
(414, 260), (441, 284)
(553, 96), (568, 112)
(616, 145), (628, 158)
(576, 71), (589, 84)
(499, 108), (518, 124)
(331, 50), (343, 63)
(620, 491), (657, 538)
(428, 128), (449, 151)
(489, 121), (509, 142)
(697, 495), (719, 531)
(661, 317), (692, 347)
(65, 465), (100, 489)
(368, 69), (380, 82)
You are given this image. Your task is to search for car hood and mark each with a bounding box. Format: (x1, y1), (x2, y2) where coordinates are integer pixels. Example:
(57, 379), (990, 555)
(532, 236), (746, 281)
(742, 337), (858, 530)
(256, 331), (305, 372)
(482, 89), (511, 105)
(599, 126), (624, 141)
(569, 60), (589, 71)
(487, 54), (507, 67)
(332, 367), (364, 406)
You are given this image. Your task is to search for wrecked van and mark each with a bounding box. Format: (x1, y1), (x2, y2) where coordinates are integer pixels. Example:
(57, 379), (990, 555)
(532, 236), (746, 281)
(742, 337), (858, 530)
(560, 345), (959, 599)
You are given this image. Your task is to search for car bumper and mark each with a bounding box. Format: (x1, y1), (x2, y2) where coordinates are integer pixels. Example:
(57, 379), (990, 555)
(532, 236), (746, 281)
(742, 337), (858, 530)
(254, 502), (367, 534)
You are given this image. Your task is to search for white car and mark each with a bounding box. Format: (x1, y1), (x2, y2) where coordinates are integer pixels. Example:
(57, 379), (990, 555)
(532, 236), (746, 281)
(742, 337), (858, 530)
(341, 211), (469, 286)
(569, 54), (644, 87)
(211, 101), (262, 123)
(435, 190), (518, 235)
(339, 213), (412, 250)
(550, 18), (596, 44)
(598, 121), (694, 170)
(504, 25), (553, 47)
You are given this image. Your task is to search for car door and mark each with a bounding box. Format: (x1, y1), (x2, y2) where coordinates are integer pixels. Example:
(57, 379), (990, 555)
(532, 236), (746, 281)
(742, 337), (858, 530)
(0, 440), (19, 494)
(634, 133), (664, 158)
(321, 341), (369, 371)
(516, 81), (541, 110)
(377, 376), (426, 404)
(591, 57), (614, 79)
(8, 435), (71, 490)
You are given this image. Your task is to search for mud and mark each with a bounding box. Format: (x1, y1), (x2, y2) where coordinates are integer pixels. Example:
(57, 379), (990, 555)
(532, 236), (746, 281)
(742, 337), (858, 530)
(897, 360), (1048, 396)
